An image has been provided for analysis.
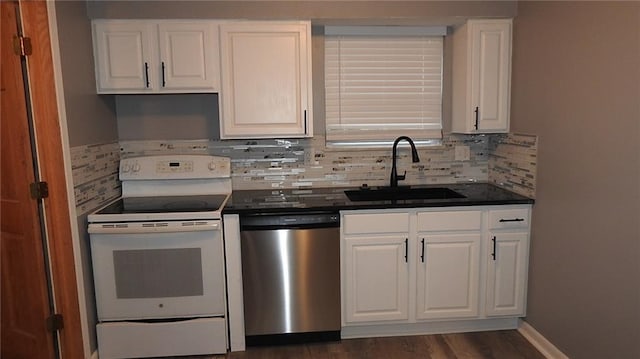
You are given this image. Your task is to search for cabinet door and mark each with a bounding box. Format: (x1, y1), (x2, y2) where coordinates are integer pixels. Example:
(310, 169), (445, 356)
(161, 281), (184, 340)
(470, 20), (511, 132)
(93, 21), (155, 92)
(416, 233), (480, 320)
(220, 22), (312, 138)
(486, 232), (528, 316)
(344, 235), (409, 324)
(158, 22), (219, 92)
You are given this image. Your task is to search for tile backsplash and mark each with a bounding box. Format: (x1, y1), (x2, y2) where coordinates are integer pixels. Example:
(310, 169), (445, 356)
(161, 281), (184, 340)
(119, 133), (537, 197)
(71, 142), (121, 215)
(71, 133), (536, 213)
(489, 133), (537, 198)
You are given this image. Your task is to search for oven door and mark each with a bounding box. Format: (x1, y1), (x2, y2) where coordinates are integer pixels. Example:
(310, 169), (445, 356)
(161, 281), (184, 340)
(88, 220), (225, 321)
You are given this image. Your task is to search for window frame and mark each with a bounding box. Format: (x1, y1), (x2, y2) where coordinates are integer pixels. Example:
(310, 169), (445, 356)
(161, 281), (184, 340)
(324, 26), (448, 148)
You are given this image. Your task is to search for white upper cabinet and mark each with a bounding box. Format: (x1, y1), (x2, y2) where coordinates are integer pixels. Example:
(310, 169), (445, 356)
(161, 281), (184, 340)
(452, 19), (512, 133)
(157, 22), (219, 91)
(92, 20), (219, 94)
(219, 21), (312, 139)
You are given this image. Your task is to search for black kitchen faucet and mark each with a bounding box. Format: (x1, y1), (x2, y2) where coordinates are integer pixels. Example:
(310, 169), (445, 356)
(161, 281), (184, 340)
(390, 136), (420, 188)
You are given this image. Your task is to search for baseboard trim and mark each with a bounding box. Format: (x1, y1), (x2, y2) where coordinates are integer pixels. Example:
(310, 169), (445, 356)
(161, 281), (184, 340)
(342, 317), (519, 339)
(91, 349), (99, 359)
(518, 319), (569, 359)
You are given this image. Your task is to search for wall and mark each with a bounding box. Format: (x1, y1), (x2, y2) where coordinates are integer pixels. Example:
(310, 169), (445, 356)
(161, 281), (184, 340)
(116, 94), (220, 140)
(86, 1), (517, 24)
(510, 2), (640, 358)
(54, 1), (120, 353)
(61, 0), (524, 355)
(56, 1), (117, 146)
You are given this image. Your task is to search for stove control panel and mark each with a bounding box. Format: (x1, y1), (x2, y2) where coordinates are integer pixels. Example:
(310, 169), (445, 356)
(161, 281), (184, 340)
(157, 160), (194, 173)
(120, 155), (231, 180)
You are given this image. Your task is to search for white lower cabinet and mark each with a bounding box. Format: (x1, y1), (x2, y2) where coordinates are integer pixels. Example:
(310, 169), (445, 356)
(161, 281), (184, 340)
(416, 210), (482, 320)
(486, 208), (531, 317)
(416, 233), (481, 320)
(341, 205), (531, 337)
(342, 212), (410, 324)
(344, 235), (409, 323)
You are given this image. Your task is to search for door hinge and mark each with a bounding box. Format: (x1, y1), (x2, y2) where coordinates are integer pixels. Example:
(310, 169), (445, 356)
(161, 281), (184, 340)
(30, 181), (49, 200)
(46, 313), (64, 332)
(13, 35), (32, 56)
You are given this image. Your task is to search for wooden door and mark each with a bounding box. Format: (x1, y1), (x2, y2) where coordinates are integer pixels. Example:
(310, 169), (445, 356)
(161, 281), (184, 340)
(1, 1), (83, 358)
(1, 2), (56, 358)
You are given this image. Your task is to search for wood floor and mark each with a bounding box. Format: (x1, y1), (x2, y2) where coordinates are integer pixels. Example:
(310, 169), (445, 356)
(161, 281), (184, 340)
(215, 330), (546, 359)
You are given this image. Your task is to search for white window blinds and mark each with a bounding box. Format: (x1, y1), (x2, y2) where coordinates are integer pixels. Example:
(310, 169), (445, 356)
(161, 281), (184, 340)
(325, 30), (444, 144)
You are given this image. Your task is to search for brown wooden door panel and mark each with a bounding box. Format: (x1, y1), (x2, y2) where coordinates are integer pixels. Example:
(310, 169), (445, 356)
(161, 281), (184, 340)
(1, 1), (56, 358)
(2, 1), (84, 358)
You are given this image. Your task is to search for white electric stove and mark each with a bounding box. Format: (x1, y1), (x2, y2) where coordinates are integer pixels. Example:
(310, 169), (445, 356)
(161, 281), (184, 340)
(87, 154), (231, 359)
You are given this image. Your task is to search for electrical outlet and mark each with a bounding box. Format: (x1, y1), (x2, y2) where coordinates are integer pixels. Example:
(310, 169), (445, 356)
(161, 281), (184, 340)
(304, 148), (316, 164)
(454, 145), (470, 161)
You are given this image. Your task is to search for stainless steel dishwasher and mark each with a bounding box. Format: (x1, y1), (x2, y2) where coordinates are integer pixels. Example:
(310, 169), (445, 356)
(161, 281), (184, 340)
(240, 211), (340, 345)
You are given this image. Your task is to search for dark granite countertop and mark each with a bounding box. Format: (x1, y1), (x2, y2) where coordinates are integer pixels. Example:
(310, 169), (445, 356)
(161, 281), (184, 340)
(222, 183), (534, 216)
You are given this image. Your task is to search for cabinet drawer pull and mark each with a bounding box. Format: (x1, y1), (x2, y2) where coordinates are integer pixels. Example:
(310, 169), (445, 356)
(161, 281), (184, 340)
(304, 110), (307, 134)
(404, 238), (408, 263)
(474, 106), (479, 130)
(161, 61), (166, 87)
(491, 236), (497, 261)
(144, 62), (150, 88)
(499, 218), (525, 223)
(420, 238), (425, 263)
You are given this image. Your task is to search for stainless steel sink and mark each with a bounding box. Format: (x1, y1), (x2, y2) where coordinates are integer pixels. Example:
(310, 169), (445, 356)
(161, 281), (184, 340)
(344, 186), (466, 202)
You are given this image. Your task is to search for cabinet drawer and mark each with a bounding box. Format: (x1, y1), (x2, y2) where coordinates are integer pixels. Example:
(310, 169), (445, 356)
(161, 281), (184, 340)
(417, 211), (482, 232)
(96, 317), (226, 358)
(343, 213), (409, 234)
(489, 208), (530, 229)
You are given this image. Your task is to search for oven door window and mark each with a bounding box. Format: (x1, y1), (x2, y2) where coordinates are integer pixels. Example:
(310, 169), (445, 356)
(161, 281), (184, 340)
(89, 223), (225, 321)
(113, 248), (204, 298)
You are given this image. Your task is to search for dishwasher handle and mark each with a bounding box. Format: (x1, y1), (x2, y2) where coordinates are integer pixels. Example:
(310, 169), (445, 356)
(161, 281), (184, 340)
(240, 211), (340, 230)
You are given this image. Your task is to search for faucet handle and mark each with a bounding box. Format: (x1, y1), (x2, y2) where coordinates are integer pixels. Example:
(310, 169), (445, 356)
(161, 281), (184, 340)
(398, 171), (406, 181)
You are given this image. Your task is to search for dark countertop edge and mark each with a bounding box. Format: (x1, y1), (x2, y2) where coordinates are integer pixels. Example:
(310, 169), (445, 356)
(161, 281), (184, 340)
(222, 199), (534, 215)
(222, 189), (534, 216)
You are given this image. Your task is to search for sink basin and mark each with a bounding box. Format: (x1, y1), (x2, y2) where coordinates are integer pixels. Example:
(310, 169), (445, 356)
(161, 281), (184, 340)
(344, 187), (466, 202)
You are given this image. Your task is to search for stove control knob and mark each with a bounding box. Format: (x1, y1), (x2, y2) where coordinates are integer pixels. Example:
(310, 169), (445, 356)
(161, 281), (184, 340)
(208, 162), (217, 171)
(121, 164), (131, 173)
(132, 163), (141, 172)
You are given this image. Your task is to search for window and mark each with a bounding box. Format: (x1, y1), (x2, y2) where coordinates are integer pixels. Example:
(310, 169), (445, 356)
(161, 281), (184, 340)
(324, 26), (446, 146)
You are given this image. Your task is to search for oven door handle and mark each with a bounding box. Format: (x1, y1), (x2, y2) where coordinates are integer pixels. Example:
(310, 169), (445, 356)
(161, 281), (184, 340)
(88, 221), (220, 234)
